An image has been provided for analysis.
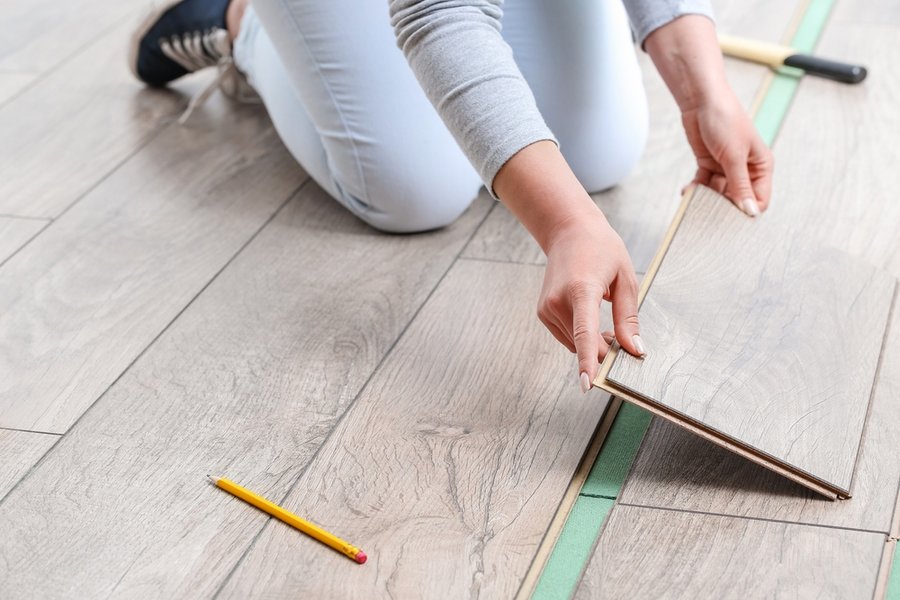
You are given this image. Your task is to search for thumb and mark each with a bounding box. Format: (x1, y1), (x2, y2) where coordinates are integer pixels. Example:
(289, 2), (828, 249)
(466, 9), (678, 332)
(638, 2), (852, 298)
(611, 274), (645, 358)
(723, 153), (761, 218)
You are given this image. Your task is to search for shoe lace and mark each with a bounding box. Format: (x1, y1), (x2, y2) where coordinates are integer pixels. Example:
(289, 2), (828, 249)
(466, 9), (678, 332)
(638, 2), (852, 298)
(158, 28), (252, 124)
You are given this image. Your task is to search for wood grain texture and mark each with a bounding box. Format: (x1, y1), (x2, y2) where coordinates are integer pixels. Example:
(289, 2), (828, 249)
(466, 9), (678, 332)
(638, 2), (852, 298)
(217, 259), (609, 599)
(460, 0), (794, 270)
(766, 2), (900, 279)
(574, 505), (884, 600)
(0, 429), (57, 499)
(0, 185), (491, 599)
(605, 186), (895, 496)
(0, 96), (306, 434)
(0, 0), (140, 74)
(0, 23), (195, 218)
(617, 291), (900, 532)
(0, 217), (46, 263)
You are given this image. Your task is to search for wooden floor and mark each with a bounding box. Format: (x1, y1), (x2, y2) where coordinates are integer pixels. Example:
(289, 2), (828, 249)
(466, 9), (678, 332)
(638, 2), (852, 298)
(0, 0), (896, 598)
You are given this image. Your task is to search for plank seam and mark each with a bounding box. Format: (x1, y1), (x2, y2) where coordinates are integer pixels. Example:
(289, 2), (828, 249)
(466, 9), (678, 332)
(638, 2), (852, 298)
(0, 426), (60, 437)
(0, 180), (307, 507)
(616, 501), (894, 536)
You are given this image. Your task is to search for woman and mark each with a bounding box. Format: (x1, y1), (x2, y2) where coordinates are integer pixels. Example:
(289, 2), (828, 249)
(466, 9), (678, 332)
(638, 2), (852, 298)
(130, 0), (773, 393)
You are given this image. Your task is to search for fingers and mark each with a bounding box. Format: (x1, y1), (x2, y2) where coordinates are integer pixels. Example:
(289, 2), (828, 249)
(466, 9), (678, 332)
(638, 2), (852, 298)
(721, 151), (761, 218)
(749, 138), (774, 212)
(571, 284), (604, 392)
(611, 271), (645, 358)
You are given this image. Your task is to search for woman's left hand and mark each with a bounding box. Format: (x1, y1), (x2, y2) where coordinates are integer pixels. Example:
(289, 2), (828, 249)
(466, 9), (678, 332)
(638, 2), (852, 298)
(681, 90), (774, 217)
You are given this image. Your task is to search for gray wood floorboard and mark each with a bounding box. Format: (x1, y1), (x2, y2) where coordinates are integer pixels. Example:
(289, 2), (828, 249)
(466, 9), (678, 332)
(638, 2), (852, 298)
(574, 505), (884, 599)
(605, 186), (895, 496)
(0, 72), (37, 106)
(0, 97), (306, 434)
(0, 429), (58, 499)
(617, 294), (900, 533)
(0, 217), (47, 263)
(0, 185), (490, 599)
(0, 23), (198, 218)
(765, 4), (900, 279)
(0, 0), (140, 73)
(217, 259), (609, 599)
(460, 0), (793, 271)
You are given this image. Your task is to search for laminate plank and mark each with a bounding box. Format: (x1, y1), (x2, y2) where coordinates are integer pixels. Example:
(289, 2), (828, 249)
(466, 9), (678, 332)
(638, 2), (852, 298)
(0, 96), (306, 434)
(766, 5), (900, 279)
(461, 0), (794, 270)
(0, 0), (139, 74)
(0, 23), (196, 218)
(0, 186), (491, 599)
(601, 186), (895, 497)
(0, 429), (57, 499)
(573, 505), (884, 599)
(617, 291), (900, 533)
(217, 259), (609, 599)
(0, 217), (47, 263)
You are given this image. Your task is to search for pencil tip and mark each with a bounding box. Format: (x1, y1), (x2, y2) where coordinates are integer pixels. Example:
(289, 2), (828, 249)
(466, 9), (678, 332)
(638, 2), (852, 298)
(207, 474), (215, 482)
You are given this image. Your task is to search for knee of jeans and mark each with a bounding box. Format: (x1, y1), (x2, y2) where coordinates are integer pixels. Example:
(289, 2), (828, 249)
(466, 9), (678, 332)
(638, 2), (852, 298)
(347, 159), (482, 234)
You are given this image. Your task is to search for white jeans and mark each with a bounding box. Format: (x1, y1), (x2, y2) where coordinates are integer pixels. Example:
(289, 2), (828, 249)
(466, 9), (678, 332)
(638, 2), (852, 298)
(233, 0), (648, 233)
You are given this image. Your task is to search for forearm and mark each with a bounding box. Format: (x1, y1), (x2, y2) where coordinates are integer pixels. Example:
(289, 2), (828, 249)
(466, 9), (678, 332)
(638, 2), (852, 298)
(644, 15), (730, 112)
(493, 141), (605, 253)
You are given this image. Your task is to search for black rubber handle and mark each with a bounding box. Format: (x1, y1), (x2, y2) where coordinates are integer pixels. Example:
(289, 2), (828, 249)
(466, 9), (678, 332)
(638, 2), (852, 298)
(783, 54), (867, 84)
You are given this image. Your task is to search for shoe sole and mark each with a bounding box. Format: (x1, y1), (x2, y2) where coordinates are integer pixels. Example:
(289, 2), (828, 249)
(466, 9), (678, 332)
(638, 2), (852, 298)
(127, 0), (184, 83)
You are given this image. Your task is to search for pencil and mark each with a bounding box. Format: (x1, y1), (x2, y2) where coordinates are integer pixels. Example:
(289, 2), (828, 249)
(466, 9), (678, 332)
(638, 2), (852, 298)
(208, 475), (367, 564)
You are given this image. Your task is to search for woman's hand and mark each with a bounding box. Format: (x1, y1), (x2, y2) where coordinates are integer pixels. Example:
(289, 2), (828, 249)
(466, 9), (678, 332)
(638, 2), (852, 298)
(540, 211), (643, 392)
(494, 141), (644, 393)
(645, 15), (774, 216)
(681, 91), (773, 216)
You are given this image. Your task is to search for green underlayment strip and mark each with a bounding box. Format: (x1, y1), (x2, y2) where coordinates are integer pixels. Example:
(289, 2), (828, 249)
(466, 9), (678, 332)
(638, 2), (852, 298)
(888, 543), (900, 600)
(531, 1), (838, 598)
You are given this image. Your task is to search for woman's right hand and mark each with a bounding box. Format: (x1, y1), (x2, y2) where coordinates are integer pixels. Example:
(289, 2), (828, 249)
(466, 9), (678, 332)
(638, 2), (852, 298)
(539, 209), (644, 393)
(493, 140), (644, 394)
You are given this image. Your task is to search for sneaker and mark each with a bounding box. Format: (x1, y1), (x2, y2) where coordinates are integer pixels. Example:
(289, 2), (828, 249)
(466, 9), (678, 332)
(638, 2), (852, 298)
(129, 0), (231, 87)
(129, 0), (258, 122)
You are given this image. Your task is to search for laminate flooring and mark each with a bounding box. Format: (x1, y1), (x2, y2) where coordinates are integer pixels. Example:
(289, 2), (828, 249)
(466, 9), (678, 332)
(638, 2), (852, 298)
(0, 0), (873, 597)
(597, 186), (895, 498)
(574, 505), (885, 599)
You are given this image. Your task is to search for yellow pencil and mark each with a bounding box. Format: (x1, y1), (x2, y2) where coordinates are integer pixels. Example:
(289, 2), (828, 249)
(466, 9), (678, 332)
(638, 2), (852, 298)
(208, 475), (367, 564)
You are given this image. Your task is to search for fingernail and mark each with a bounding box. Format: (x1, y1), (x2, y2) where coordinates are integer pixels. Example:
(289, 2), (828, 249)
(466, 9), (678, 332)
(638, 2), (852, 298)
(632, 334), (646, 357)
(580, 372), (591, 393)
(741, 197), (760, 218)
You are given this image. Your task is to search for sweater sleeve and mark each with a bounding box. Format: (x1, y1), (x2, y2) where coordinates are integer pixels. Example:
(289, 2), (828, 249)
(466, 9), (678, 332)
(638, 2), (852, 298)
(621, 0), (715, 46)
(388, 0), (556, 196)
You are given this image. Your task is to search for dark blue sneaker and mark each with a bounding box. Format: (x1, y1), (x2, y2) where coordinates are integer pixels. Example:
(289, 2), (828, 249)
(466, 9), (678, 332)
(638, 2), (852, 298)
(129, 0), (232, 87)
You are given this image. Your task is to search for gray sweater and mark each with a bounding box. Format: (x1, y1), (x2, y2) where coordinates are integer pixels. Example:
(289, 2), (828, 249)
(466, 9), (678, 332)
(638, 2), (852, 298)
(389, 0), (714, 194)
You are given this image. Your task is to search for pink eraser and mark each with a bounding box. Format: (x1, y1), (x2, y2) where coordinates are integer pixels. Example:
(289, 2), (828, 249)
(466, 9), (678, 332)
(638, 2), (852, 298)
(355, 551), (367, 565)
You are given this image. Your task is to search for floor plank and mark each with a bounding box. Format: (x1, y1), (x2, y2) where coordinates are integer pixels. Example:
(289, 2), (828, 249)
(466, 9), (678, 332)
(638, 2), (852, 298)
(0, 22), (198, 218)
(617, 291), (900, 533)
(603, 186), (895, 497)
(573, 505), (884, 599)
(0, 0), (139, 75)
(0, 429), (58, 499)
(461, 0), (794, 270)
(766, 3), (900, 279)
(0, 217), (47, 264)
(217, 259), (608, 599)
(0, 96), (305, 434)
(0, 185), (491, 599)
